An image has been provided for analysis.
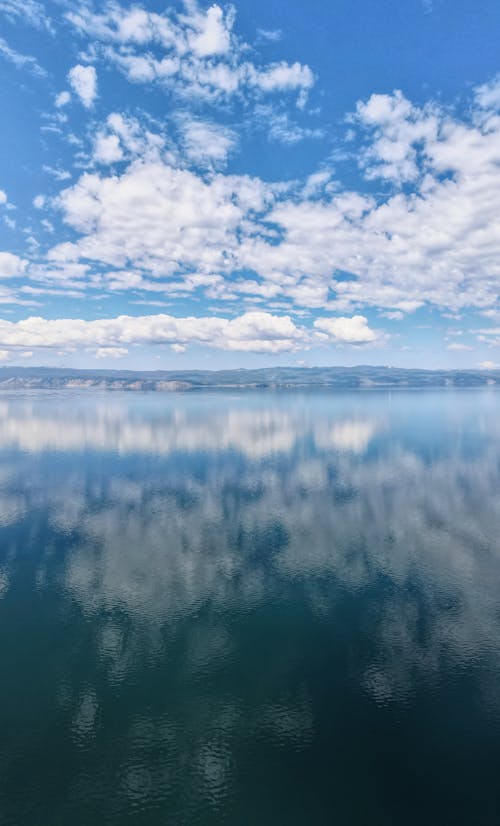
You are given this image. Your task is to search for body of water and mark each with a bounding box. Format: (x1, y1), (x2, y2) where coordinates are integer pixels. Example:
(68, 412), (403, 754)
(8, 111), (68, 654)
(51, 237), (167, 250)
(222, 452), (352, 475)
(1, 389), (500, 824)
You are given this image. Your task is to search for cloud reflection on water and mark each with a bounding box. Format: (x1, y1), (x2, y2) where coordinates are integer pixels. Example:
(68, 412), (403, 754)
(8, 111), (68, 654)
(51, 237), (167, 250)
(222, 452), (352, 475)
(1, 390), (500, 822)
(0, 392), (499, 664)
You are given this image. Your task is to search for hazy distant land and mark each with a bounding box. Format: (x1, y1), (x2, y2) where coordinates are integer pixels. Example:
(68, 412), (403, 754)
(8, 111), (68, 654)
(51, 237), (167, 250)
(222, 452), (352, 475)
(0, 365), (499, 391)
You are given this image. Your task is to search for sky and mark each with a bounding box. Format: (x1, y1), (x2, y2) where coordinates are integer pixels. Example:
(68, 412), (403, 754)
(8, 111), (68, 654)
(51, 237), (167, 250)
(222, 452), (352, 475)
(1, 0), (500, 370)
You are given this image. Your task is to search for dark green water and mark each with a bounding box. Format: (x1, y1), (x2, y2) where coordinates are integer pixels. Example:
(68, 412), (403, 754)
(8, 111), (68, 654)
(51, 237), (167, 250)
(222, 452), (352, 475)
(1, 389), (500, 825)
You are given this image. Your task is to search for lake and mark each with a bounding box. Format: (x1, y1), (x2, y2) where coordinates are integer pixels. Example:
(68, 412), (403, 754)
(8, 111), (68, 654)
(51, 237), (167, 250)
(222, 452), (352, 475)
(1, 389), (500, 825)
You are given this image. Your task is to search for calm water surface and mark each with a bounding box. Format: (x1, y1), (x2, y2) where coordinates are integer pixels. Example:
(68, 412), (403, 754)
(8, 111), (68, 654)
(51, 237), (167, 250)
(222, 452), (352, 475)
(1, 389), (500, 825)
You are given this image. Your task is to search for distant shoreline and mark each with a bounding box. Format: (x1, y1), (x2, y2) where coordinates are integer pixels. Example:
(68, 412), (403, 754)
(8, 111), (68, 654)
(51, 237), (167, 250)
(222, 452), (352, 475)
(0, 365), (499, 391)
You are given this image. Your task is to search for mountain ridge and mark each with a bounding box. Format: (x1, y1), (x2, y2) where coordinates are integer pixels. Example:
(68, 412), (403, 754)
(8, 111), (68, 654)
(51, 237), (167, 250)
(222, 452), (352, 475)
(0, 365), (499, 390)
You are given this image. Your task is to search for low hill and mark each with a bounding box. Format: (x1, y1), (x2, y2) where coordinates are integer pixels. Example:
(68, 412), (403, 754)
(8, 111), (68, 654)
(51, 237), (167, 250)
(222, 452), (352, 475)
(0, 365), (499, 390)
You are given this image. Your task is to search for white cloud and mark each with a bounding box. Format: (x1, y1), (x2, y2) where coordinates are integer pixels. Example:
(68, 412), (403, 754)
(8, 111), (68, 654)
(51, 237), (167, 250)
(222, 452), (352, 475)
(44, 84), (500, 317)
(5, 2), (500, 332)
(477, 328), (500, 348)
(68, 64), (97, 108)
(95, 346), (128, 359)
(93, 133), (124, 165)
(447, 342), (472, 352)
(0, 309), (385, 356)
(55, 90), (71, 108)
(179, 117), (237, 166)
(50, 160), (273, 278)
(255, 106), (324, 145)
(0, 0), (52, 32)
(92, 113), (165, 166)
(24, 76), (499, 324)
(33, 194), (45, 209)
(314, 315), (380, 343)
(237, 89), (500, 314)
(479, 361), (499, 369)
(0, 310), (306, 354)
(0, 36), (46, 77)
(247, 61), (314, 93)
(474, 76), (500, 111)
(66, 1), (314, 102)
(257, 28), (282, 43)
(0, 190), (7, 205)
(0, 252), (27, 278)
(185, 3), (233, 57)
(42, 166), (71, 183)
(355, 90), (438, 182)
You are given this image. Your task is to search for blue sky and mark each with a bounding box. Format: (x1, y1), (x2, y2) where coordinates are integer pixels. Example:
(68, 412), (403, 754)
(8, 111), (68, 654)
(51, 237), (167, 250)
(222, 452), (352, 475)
(1, 0), (500, 369)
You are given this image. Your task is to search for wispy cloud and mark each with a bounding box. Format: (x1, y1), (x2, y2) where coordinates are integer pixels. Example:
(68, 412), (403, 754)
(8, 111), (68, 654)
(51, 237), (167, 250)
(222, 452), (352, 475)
(0, 0), (53, 32)
(0, 35), (46, 77)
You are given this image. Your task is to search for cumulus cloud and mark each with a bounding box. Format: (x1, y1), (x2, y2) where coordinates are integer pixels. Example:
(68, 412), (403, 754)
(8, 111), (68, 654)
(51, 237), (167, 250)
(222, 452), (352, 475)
(184, 2), (233, 57)
(178, 117), (238, 166)
(0, 190), (7, 205)
(50, 161), (273, 278)
(0, 310), (306, 354)
(247, 61), (314, 93)
(0, 252), (27, 278)
(68, 64), (97, 108)
(37, 76), (500, 320)
(93, 133), (124, 165)
(0, 310), (381, 356)
(66, 0), (314, 102)
(474, 76), (500, 111)
(314, 315), (380, 343)
(55, 90), (71, 108)
(4, 0), (500, 350)
(354, 90), (438, 182)
(92, 113), (165, 166)
(237, 88), (500, 314)
(95, 346), (127, 359)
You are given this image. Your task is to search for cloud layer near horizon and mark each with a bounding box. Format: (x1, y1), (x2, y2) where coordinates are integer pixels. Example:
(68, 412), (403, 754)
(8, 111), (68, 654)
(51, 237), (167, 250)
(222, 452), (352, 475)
(0, 311), (381, 359)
